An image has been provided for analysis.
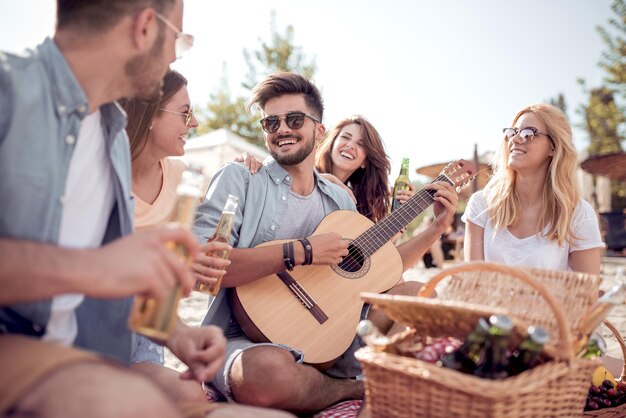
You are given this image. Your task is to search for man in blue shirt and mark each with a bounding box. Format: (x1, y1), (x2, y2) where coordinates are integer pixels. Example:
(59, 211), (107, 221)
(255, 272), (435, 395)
(0, 1), (232, 417)
(194, 72), (459, 413)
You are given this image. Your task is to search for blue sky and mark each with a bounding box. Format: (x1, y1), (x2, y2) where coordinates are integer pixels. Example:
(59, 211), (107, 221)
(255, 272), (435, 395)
(0, 0), (615, 180)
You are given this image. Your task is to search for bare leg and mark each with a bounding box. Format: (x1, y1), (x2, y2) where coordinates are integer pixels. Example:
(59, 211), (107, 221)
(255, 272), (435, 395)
(230, 345), (363, 413)
(14, 362), (180, 418)
(131, 362), (206, 402)
(430, 239), (445, 268)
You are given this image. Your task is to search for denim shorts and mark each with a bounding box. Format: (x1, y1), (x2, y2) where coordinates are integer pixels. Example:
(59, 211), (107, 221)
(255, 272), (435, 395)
(210, 308), (368, 402)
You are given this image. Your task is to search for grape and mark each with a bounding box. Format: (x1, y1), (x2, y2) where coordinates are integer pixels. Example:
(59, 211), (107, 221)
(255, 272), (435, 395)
(603, 379), (615, 389)
(589, 385), (601, 395)
(586, 401), (599, 410)
(607, 388), (618, 398)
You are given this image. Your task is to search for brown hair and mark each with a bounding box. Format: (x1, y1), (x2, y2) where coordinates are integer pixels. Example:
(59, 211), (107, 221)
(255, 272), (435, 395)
(119, 69), (188, 160)
(56, 0), (175, 32)
(245, 72), (324, 120)
(316, 116), (391, 222)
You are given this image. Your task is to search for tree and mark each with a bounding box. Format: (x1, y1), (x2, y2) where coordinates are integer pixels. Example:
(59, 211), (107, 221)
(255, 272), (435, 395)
(578, 0), (625, 155)
(548, 93), (567, 116)
(196, 12), (317, 148)
(578, 0), (626, 209)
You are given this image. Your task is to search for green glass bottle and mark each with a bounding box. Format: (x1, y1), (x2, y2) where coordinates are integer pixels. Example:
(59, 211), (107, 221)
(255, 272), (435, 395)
(391, 157), (411, 212)
(580, 333), (607, 359)
(508, 325), (549, 376)
(440, 317), (490, 374)
(474, 315), (513, 379)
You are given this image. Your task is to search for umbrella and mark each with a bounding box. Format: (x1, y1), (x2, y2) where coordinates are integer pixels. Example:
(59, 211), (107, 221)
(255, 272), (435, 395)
(415, 160), (492, 196)
(580, 152), (626, 181)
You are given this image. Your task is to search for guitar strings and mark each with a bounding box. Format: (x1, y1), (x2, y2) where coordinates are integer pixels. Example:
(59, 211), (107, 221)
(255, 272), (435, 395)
(339, 174), (450, 272)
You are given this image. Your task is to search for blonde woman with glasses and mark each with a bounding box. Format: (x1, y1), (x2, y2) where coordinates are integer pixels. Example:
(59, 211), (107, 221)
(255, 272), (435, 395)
(462, 103), (603, 274)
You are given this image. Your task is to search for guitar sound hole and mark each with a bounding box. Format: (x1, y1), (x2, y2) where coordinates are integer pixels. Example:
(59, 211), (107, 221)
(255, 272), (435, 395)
(338, 244), (364, 273)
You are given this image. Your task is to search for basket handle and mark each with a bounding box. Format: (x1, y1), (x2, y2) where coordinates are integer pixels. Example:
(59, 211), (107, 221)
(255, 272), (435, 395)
(416, 261), (574, 362)
(603, 320), (626, 380)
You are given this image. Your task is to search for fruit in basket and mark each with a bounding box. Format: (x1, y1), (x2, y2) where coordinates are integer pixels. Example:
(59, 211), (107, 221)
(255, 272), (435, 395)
(584, 377), (626, 411)
(592, 366), (617, 388)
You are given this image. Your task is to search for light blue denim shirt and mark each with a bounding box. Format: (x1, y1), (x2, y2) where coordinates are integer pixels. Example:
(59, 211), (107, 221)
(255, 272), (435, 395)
(0, 38), (136, 364)
(194, 159), (357, 331)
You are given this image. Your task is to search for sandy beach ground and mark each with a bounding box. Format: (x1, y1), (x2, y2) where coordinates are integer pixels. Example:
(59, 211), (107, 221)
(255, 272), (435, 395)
(166, 258), (626, 372)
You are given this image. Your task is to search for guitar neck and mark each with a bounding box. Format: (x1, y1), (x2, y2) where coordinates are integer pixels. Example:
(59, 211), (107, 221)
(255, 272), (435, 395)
(354, 174), (453, 257)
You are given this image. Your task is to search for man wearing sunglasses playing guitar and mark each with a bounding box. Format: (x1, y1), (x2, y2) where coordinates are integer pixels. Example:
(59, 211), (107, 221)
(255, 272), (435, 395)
(193, 72), (460, 414)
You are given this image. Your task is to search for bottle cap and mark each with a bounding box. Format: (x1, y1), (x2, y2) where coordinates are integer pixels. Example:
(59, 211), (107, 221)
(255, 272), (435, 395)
(489, 315), (513, 332)
(527, 325), (550, 345)
(356, 320), (377, 338)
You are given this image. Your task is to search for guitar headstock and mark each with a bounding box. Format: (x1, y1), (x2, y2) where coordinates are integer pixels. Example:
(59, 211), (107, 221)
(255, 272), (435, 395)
(440, 159), (478, 192)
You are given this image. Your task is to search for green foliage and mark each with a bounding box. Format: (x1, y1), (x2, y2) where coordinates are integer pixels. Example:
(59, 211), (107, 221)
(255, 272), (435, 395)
(196, 11), (316, 148)
(597, 0), (626, 101)
(579, 85), (625, 155)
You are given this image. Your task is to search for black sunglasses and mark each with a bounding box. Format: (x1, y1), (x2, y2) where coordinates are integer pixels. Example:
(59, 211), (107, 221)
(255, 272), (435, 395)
(260, 111), (320, 134)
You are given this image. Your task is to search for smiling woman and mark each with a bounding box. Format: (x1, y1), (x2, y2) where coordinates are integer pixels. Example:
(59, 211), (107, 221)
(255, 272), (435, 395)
(462, 103), (604, 274)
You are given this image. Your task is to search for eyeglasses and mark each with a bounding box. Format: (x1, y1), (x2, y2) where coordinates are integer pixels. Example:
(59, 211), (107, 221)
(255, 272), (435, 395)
(259, 111), (320, 134)
(159, 107), (194, 126)
(156, 13), (194, 59)
(502, 127), (552, 144)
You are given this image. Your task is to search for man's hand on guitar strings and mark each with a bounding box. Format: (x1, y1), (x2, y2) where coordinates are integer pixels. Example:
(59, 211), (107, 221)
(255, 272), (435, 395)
(424, 181), (459, 232)
(305, 233), (350, 265)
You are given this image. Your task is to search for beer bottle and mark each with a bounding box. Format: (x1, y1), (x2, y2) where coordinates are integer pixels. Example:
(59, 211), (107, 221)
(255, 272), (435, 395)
(194, 194), (239, 295)
(508, 325), (549, 376)
(440, 317), (490, 374)
(474, 315), (513, 379)
(391, 157), (411, 212)
(356, 320), (392, 352)
(580, 333), (607, 359)
(128, 163), (207, 342)
(574, 267), (626, 355)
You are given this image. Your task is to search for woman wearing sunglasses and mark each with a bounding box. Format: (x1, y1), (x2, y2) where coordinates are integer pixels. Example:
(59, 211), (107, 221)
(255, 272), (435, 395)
(462, 103), (603, 274)
(120, 71), (294, 417)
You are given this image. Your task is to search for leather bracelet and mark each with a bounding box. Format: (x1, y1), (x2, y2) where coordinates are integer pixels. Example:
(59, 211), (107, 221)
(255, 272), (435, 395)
(288, 241), (295, 269)
(283, 242), (294, 271)
(298, 238), (313, 265)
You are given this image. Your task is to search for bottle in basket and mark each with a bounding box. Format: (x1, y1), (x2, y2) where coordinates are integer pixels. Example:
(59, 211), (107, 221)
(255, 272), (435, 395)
(128, 163), (206, 342)
(193, 194), (239, 295)
(357, 320), (392, 352)
(474, 315), (513, 379)
(507, 325), (549, 376)
(440, 317), (490, 374)
(391, 157), (411, 212)
(574, 267), (626, 356)
(579, 333), (607, 359)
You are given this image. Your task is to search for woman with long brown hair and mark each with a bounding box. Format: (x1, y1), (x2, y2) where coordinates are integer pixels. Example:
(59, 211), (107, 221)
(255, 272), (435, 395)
(241, 114), (455, 271)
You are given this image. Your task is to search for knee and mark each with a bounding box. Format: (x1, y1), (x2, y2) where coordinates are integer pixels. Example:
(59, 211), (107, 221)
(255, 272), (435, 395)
(229, 348), (296, 408)
(21, 362), (181, 418)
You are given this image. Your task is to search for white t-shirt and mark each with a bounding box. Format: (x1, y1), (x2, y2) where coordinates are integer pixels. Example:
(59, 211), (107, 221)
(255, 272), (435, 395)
(42, 110), (115, 345)
(461, 190), (604, 271)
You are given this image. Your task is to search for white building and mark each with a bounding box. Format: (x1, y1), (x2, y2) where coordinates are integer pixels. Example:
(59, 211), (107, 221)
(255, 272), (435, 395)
(180, 128), (269, 180)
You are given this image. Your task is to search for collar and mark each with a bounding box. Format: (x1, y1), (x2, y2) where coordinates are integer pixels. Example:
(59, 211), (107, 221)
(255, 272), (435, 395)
(39, 37), (90, 119)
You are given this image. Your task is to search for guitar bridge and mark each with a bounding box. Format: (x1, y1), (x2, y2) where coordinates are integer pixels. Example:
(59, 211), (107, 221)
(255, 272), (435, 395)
(276, 271), (328, 324)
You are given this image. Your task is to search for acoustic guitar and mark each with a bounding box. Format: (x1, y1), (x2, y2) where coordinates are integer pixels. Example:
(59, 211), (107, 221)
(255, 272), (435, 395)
(231, 160), (477, 364)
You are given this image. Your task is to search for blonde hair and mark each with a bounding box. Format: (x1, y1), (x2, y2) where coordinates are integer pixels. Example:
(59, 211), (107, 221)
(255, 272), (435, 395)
(484, 104), (579, 246)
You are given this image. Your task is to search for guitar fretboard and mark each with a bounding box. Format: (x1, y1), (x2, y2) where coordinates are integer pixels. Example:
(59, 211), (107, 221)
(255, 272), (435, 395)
(352, 174), (453, 257)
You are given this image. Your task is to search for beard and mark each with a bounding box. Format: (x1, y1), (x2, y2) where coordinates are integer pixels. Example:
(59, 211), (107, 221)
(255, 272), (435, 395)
(269, 130), (316, 166)
(124, 26), (167, 103)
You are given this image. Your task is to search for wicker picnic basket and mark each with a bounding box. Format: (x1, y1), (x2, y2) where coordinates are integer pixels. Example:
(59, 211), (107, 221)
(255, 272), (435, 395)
(583, 321), (626, 418)
(355, 262), (600, 418)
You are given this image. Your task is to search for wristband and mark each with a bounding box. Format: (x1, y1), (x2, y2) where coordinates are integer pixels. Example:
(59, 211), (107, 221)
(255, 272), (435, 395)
(298, 238), (313, 265)
(283, 242), (294, 271)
